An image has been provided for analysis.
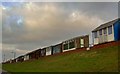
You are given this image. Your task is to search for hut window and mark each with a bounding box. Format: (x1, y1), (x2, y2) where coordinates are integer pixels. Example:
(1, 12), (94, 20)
(53, 45), (61, 53)
(41, 50), (45, 56)
(69, 41), (75, 49)
(99, 29), (102, 35)
(46, 48), (50, 52)
(108, 26), (112, 35)
(64, 44), (68, 50)
(94, 31), (98, 38)
(103, 28), (107, 34)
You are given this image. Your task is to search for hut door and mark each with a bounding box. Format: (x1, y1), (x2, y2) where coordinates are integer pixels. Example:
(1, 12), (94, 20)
(103, 28), (107, 43)
(99, 29), (103, 43)
(80, 39), (84, 47)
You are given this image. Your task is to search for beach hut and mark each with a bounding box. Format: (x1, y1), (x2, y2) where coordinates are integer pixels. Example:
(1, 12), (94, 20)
(40, 48), (46, 57)
(52, 43), (62, 55)
(17, 55), (24, 62)
(92, 18), (120, 45)
(45, 46), (52, 56)
(27, 49), (41, 59)
(24, 54), (30, 61)
(62, 35), (89, 52)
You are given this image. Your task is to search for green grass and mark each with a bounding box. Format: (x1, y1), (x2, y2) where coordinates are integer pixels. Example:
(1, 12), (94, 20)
(2, 46), (119, 72)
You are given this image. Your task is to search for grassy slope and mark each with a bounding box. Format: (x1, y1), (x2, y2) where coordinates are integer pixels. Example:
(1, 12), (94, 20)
(2, 46), (119, 72)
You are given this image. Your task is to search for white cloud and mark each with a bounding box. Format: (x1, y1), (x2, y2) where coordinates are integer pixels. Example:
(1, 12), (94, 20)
(17, 3), (103, 42)
(2, 43), (29, 61)
(2, 44), (28, 54)
(2, 2), (117, 60)
(2, 2), (104, 47)
(23, 3), (61, 30)
(15, 49), (29, 54)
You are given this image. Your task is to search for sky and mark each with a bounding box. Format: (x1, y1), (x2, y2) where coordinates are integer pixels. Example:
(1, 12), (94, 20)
(1, 2), (118, 62)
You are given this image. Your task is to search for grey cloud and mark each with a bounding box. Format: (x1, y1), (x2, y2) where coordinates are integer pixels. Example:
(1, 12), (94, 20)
(2, 2), (118, 60)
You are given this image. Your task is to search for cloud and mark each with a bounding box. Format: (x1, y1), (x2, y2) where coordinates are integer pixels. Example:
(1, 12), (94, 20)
(2, 43), (29, 61)
(2, 2), (104, 47)
(67, 11), (103, 31)
(2, 44), (28, 54)
(2, 2), (117, 60)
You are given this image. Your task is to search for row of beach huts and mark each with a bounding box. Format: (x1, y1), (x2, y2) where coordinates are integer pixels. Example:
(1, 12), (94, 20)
(3, 18), (120, 64)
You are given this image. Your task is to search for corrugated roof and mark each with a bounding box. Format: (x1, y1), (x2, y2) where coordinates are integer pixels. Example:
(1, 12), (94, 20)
(92, 18), (119, 32)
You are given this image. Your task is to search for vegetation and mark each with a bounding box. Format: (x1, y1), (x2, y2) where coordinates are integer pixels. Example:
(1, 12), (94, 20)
(2, 46), (119, 72)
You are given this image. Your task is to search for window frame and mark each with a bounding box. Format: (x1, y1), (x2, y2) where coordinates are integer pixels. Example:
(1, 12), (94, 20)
(99, 29), (102, 35)
(69, 41), (75, 49)
(64, 43), (68, 50)
(94, 31), (98, 38)
(108, 26), (112, 35)
(103, 28), (107, 34)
